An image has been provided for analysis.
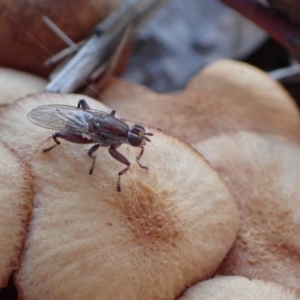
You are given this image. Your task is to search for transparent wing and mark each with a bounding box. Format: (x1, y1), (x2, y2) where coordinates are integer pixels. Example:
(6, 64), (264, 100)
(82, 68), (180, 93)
(27, 105), (109, 134)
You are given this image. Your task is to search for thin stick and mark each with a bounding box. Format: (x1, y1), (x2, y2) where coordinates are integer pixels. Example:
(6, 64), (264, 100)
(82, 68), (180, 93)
(42, 16), (77, 47)
(221, 0), (300, 57)
(44, 0), (170, 94)
(44, 41), (85, 66)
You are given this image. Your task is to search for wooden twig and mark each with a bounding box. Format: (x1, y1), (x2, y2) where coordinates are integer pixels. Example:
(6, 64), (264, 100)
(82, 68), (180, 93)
(221, 0), (300, 57)
(269, 64), (300, 83)
(44, 0), (169, 93)
(44, 41), (85, 67)
(42, 16), (77, 48)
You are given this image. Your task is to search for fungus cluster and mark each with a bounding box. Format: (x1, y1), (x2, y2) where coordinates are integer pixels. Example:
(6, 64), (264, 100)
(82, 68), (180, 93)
(0, 58), (300, 299)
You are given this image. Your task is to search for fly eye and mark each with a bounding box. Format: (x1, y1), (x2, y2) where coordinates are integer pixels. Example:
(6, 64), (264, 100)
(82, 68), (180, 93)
(127, 132), (142, 147)
(133, 124), (145, 131)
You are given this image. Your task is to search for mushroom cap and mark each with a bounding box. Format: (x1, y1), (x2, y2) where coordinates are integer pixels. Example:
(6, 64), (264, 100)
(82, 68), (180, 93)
(0, 93), (110, 161)
(194, 131), (300, 288)
(100, 59), (300, 143)
(178, 276), (300, 300)
(0, 0), (119, 76)
(0, 141), (32, 288)
(15, 129), (239, 300)
(0, 67), (47, 106)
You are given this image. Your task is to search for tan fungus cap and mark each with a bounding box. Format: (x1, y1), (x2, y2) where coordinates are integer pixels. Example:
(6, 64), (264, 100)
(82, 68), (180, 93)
(178, 276), (300, 300)
(15, 129), (238, 300)
(0, 142), (32, 288)
(0, 67), (46, 106)
(100, 59), (300, 143)
(195, 131), (300, 288)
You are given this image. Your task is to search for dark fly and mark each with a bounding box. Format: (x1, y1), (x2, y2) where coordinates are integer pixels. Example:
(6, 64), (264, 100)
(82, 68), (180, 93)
(27, 99), (153, 192)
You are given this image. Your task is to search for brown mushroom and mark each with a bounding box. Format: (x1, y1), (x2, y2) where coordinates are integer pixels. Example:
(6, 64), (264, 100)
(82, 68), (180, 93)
(97, 59), (300, 143)
(178, 276), (300, 299)
(14, 128), (239, 300)
(0, 0), (120, 76)
(0, 141), (32, 289)
(194, 132), (300, 288)
(0, 67), (47, 106)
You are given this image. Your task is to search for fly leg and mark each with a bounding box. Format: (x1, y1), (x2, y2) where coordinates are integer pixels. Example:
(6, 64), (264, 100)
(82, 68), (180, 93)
(42, 133), (61, 152)
(87, 144), (100, 175)
(77, 99), (91, 110)
(77, 99), (116, 116)
(136, 146), (148, 170)
(42, 132), (92, 153)
(109, 146), (131, 192)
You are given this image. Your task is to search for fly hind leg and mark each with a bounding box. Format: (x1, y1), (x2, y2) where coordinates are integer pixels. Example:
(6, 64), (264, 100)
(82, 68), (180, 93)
(109, 146), (131, 192)
(42, 132), (93, 153)
(87, 144), (100, 175)
(42, 133), (61, 153)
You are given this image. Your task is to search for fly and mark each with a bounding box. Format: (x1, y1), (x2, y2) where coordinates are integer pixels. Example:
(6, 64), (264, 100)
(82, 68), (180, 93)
(27, 99), (153, 192)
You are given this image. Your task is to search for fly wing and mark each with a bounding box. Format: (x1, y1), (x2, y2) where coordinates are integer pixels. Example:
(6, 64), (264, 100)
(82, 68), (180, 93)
(27, 105), (109, 134)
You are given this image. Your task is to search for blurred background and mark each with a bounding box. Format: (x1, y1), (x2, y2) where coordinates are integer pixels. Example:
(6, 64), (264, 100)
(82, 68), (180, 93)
(123, 0), (270, 92)
(0, 0), (299, 298)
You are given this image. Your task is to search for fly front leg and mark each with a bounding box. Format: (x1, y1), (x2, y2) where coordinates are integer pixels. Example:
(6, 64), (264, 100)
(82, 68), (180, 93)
(87, 144), (100, 175)
(42, 132), (93, 153)
(136, 146), (148, 170)
(108, 146), (131, 192)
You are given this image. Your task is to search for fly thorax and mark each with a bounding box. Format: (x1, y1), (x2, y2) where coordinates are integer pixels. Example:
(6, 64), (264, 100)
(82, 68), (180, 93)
(66, 111), (91, 132)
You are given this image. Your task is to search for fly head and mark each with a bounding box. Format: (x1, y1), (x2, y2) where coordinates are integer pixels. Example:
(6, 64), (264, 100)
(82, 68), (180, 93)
(127, 124), (153, 147)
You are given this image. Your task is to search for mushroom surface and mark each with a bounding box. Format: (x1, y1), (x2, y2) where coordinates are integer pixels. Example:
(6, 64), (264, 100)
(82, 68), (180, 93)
(15, 129), (239, 300)
(178, 276), (300, 300)
(0, 142), (32, 289)
(195, 131), (300, 288)
(0, 67), (47, 106)
(100, 59), (300, 143)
